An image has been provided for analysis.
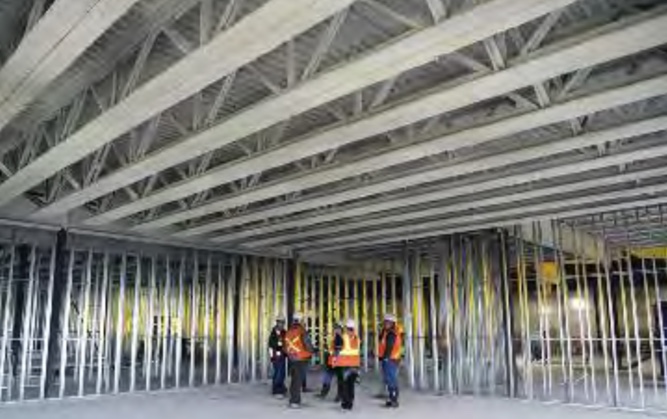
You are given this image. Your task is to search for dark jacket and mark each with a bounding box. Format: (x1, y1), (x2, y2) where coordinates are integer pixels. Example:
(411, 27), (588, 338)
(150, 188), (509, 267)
(332, 333), (344, 356)
(268, 326), (286, 360)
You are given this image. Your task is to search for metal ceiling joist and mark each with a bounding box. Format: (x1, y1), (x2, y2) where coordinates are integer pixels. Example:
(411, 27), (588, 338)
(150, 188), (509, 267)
(0, 0), (355, 208)
(169, 71), (667, 238)
(250, 162), (667, 248)
(0, 0), (142, 131)
(299, 180), (667, 252)
(35, 0), (580, 223)
(106, 10), (667, 231)
(221, 115), (667, 246)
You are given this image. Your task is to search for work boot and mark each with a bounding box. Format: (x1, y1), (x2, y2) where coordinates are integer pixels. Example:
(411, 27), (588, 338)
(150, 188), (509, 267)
(316, 384), (330, 399)
(391, 390), (399, 408)
(384, 391), (399, 408)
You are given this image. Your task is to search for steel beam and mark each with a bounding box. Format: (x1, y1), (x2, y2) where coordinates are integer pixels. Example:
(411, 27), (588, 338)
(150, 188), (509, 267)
(247, 165), (667, 248)
(0, 0), (354, 209)
(35, 0), (579, 222)
(120, 12), (667, 232)
(181, 74), (667, 239)
(0, 0), (141, 131)
(301, 191), (667, 254)
(240, 117), (667, 247)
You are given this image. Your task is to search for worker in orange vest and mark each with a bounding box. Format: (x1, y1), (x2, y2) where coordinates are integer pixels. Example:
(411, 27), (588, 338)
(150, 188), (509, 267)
(331, 319), (361, 411)
(285, 312), (314, 408)
(379, 313), (402, 408)
(317, 322), (343, 401)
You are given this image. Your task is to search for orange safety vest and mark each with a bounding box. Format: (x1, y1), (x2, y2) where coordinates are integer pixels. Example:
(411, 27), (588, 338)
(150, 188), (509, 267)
(285, 325), (312, 361)
(333, 331), (361, 368)
(379, 327), (402, 361)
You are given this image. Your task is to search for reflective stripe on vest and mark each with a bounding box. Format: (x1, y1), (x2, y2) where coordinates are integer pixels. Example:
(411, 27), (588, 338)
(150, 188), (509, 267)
(334, 331), (360, 368)
(285, 326), (311, 360)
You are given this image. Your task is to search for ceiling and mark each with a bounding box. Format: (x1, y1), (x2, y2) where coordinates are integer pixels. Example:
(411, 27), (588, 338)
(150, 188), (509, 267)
(0, 0), (666, 262)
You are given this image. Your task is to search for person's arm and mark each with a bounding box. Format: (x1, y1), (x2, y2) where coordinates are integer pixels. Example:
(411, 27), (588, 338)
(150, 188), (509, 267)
(378, 330), (386, 360)
(268, 329), (277, 358)
(303, 330), (315, 353)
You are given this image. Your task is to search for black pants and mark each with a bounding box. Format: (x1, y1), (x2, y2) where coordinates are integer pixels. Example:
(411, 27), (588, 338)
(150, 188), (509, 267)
(289, 360), (308, 405)
(340, 369), (358, 410)
(336, 368), (344, 399)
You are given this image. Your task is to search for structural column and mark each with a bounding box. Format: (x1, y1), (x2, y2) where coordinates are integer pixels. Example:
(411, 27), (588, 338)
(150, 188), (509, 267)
(11, 244), (31, 380)
(45, 229), (67, 397)
(498, 230), (516, 398)
(286, 258), (296, 324)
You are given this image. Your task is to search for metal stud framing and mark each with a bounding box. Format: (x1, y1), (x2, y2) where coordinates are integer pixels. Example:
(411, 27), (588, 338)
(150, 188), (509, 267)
(2, 213), (667, 415)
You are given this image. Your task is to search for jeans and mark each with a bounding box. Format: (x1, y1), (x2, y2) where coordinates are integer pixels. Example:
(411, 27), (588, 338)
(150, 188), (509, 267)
(322, 367), (334, 386)
(271, 357), (287, 394)
(382, 359), (399, 400)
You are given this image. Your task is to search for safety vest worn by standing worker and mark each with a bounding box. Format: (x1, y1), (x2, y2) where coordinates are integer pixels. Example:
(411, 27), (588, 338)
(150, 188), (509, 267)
(333, 330), (361, 368)
(285, 324), (312, 361)
(379, 326), (403, 361)
(327, 339), (336, 368)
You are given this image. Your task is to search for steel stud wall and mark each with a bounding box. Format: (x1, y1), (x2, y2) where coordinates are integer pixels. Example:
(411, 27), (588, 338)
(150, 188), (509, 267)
(3, 221), (667, 414)
(0, 230), (289, 402)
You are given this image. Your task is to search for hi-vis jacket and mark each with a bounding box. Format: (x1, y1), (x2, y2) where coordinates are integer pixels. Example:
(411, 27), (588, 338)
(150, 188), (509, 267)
(285, 324), (313, 361)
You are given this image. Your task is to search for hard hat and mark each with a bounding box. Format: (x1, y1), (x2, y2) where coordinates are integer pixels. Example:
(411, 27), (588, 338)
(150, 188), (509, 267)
(292, 312), (303, 322)
(275, 315), (286, 323)
(384, 313), (397, 323)
(345, 319), (356, 329)
(333, 321), (342, 329)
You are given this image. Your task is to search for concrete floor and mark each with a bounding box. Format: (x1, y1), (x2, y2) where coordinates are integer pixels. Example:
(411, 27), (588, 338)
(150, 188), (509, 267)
(0, 380), (656, 419)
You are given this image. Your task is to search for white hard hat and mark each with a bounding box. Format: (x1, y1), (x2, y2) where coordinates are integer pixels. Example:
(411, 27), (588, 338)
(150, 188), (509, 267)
(345, 319), (356, 329)
(292, 312), (303, 322)
(384, 313), (397, 323)
(275, 315), (286, 322)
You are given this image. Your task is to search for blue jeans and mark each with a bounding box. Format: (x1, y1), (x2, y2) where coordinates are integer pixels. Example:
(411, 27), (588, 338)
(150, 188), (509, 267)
(272, 357), (287, 394)
(322, 367), (335, 386)
(381, 359), (399, 397)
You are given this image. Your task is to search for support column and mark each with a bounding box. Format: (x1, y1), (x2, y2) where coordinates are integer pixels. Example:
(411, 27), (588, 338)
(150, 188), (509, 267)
(610, 260), (622, 369)
(45, 229), (67, 397)
(498, 230), (516, 398)
(11, 244), (31, 379)
(591, 276), (604, 353)
(286, 259), (296, 324)
(232, 257), (242, 376)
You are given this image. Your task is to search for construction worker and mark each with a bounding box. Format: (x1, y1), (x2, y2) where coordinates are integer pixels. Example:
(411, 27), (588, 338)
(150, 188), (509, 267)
(318, 322), (343, 401)
(268, 315), (287, 397)
(285, 312), (314, 408)
(379, 313), (402, 408)
(332, 318), (361, 411)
